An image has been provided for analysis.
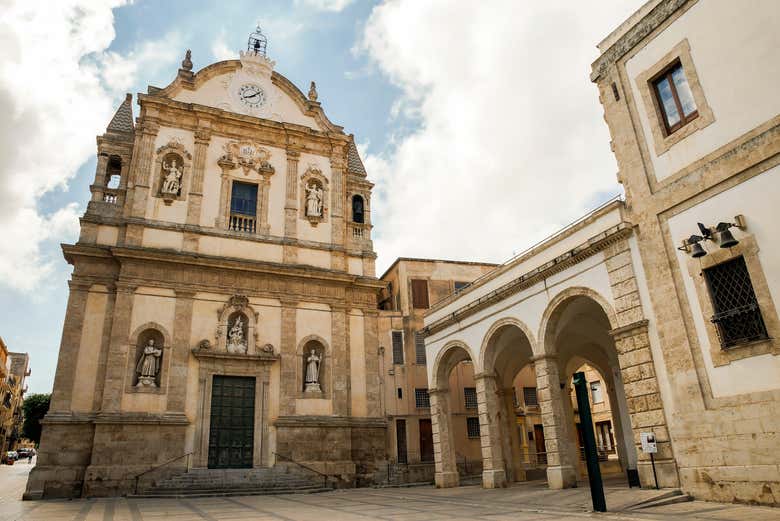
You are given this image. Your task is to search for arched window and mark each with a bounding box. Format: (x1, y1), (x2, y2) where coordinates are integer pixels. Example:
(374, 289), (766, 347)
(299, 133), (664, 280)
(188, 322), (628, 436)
(106, 155), (122, 189)
(352, 194), (365, 224)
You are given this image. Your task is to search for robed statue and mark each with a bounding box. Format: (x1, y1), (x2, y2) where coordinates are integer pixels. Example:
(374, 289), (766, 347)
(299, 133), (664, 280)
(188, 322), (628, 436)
(305, 182), (323, 217)
(226, 316), (248, 354)
(161, 159), (183, 195)
(135, 339), (162, 387)
(304, 348), (321, 392)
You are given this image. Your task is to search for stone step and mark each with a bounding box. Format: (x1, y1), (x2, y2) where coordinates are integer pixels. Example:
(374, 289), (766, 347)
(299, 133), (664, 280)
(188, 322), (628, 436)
(129, 486), (332, 499)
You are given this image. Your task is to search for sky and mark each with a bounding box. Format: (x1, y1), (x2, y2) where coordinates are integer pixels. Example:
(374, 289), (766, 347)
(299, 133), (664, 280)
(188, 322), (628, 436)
(0, 0), (645, 394)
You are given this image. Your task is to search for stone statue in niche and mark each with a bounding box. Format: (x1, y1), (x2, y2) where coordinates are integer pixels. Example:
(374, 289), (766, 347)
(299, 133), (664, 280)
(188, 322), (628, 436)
(226, 316), (248, 354)
(304, 348), (321, 393)
(305, 182), (323, 217)
(135, 339), (162, 387)
(161, 158), (183, 195)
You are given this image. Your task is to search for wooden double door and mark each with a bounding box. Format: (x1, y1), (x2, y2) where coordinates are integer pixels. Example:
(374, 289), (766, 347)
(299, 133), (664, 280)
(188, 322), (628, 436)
(208, 375), (255, 468)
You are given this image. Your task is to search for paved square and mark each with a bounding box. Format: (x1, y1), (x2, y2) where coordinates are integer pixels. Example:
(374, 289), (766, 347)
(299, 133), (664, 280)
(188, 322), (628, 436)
(3, 464), (779, 521)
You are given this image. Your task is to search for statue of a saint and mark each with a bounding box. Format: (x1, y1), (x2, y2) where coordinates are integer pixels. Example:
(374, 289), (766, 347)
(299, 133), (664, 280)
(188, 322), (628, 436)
(304, 348), (321, 392)
(226, 316), (247, 354)
(305, 183), (323, 217)
(135, 339), (162, 387)
(161, 159), (183, 195)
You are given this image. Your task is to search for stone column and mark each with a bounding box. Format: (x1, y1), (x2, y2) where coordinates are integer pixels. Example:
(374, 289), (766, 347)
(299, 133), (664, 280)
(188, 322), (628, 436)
(49, 281), (91, 412)
(258, 171), (273, 234)
(284, 150), (300, 263)
(363, 309), (381, 417)
(279, 299), (297, 416)
(92, 284), (117, 411)
(167, 290), (194, 413)
(331, 305), (350, 416)
(186, 127), (211, 226)
(429, 388), (459, 488)
(474, 373), (508, 488)
(90, 153), (109, 202)
(100, 284), (136, 412)
(534, 355), (578, 489)
(329, 149), (346, 271)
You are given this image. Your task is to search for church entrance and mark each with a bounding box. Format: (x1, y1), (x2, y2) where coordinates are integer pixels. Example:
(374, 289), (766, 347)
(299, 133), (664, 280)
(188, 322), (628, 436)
(208, 375), (255, 469)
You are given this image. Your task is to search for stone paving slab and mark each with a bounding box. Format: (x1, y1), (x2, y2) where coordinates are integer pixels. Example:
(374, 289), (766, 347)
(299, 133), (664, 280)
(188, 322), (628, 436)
(2, 464), (780, 520)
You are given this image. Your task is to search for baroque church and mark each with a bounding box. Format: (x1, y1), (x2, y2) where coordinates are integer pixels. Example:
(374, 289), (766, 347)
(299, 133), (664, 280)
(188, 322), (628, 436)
(27, 29), (385, 498)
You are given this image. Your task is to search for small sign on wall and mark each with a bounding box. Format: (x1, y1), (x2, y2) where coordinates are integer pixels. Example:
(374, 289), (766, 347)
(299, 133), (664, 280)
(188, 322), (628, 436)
(640, 432), (657, 453)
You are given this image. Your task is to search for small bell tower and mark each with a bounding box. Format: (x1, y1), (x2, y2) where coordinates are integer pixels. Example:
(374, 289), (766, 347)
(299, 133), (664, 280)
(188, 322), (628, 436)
(247, 25), (267, 57)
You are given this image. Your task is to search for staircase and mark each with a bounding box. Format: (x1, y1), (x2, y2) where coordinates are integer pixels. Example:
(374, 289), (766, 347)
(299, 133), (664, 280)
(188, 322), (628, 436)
(129, 466), (333, 498)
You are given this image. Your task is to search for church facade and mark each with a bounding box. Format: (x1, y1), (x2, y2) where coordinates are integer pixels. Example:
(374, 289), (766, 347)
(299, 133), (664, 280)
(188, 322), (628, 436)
(26, 31), (385, 498)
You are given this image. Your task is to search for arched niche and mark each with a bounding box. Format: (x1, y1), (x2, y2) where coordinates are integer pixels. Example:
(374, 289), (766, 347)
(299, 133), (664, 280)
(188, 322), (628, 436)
(296, 335), (329, 396)
(154, 140), (193, 204)
(351, 194), (365, 224)
(216, 295), (259, 355)
(126, 322), (172, 393)
(300, 165), (329, 226)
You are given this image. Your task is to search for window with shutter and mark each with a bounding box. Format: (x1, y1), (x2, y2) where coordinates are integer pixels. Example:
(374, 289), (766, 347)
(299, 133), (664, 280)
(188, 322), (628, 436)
(411, 279), (429, 309)
(523, 387), (538, 407)
(391, 331), (404, 365)
(414, 331), (426, 365)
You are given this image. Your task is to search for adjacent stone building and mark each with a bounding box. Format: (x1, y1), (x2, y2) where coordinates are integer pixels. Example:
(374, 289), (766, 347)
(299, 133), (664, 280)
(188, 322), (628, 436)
(1, 347), (30, 458)
(422, 0), (780, 506)
(27, 30), (385, 498)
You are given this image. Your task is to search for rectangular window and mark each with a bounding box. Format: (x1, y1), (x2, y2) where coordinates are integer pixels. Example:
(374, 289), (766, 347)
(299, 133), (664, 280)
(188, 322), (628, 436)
(414, 388), (430, 409)
(466, 417), (481, 438)
(464, 387), (477, 409)
(704, 256), (768, 348)
(414, 331), (427, 365)
(397, 387), (403, 399)
(391, 331), (404, 365)
(396, 419), (407, 464)
(411, 279), (430, 309)
(229, 181), (258, 232)
(523, 387), (538, 407)
(652, 61), (698, 135)
(454, 281), (469, 293)
(590, 381), (604, 404)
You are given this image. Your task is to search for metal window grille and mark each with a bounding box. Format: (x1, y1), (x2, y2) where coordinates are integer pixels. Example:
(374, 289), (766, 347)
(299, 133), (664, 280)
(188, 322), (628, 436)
(415, 388), (430, 409)
(414, 331), (427, 365)
(464, 387), (477, 409)
(392, 331), (404, 365)
(523, 387), (538, 406)
(703, 256), (768, 348)
(466, 417), (481, 438)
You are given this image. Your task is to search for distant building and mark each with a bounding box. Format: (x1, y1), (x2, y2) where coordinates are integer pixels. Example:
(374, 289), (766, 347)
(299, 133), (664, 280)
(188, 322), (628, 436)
(1, 346), (30, 457)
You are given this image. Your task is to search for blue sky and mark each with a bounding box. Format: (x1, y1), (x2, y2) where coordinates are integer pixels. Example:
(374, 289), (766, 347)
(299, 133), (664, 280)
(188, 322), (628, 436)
(0, 0), (644, 394)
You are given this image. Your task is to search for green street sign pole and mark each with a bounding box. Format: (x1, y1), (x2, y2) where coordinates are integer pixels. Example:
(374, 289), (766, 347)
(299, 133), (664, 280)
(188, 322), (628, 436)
(573, 371), (607, 512)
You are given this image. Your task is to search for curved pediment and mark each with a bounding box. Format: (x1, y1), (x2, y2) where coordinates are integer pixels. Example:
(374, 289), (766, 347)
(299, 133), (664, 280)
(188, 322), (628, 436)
(154, 51), (342, 133)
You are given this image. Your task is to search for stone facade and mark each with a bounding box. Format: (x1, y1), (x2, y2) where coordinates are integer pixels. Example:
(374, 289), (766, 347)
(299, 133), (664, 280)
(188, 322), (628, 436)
(591, 0), (780, 505)
(27, 39), (386, 499)
(0, 344), (29, 458)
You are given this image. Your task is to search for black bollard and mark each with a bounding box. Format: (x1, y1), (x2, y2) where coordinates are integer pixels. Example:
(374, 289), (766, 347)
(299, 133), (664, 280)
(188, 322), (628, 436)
(573, 371), (607, 512)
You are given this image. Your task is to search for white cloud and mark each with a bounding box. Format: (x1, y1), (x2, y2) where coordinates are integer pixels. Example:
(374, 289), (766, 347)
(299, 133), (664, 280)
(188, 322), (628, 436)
(211, 32), (236, 62)
(295, 0), (354, 12)
(0, 1), (179, 292)
(359, 0), (644, 272)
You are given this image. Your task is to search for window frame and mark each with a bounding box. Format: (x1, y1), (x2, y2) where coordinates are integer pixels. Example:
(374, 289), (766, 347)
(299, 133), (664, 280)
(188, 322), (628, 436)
(466, 417), (481, 439)
(411, 279), (430, 309)
(414, 388), (430, 409)
(414, 331), (427, 365)
(522, 386), (538, 407)
(391, 331), (404, 365)
(650, 60), (699, 136)
(464, 387), (477, 409)
(589, 381), (604, 404)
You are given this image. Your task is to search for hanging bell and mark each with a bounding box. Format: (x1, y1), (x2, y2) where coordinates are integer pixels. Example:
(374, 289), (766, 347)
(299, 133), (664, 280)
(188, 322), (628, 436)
(716, 228), (739, 249)
(690, 241), (707, 258)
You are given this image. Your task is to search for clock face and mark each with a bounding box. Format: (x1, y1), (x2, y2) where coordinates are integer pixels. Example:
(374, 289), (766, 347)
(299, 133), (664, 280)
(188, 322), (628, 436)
(238, 83), (265, 108)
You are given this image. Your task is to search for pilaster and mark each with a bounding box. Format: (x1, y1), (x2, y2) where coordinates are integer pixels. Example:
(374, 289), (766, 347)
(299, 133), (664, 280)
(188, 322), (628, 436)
(167, 290), (195, 413)
(128, 121), (159, 238)
(100, 284), (137, 412)
(49, 281), (91, 413)
(330, 152), (346, 271)
(279, 299), (298, 416)
(331, 304), (349, 415)
(185, 126), (211, 229)
(284, 149), (300, 263)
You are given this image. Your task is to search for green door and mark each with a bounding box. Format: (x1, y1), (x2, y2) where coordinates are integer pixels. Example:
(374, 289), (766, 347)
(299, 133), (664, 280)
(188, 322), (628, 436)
(208, 375), (255, 468)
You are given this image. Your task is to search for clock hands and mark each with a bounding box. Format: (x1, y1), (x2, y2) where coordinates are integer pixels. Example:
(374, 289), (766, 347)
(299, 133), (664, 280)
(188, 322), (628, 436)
(244, 91), (261, 99)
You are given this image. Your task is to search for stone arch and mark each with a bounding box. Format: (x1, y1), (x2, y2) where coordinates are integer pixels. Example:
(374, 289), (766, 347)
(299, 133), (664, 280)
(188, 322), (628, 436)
(479, 316), (537, 384)
(216, 295), (259, 354)
(538, 286), (618, 357)
(296, 334), (330, 396)
(430, 340), (475, 391)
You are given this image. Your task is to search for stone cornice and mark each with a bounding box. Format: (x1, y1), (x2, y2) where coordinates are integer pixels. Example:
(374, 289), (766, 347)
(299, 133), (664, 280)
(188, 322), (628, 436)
(609, 319), (649, 340)
(191, 349), (280, 363)
(42, 411), (189, 426)
(273, 415), (386, 429)
(590, 0), (690, 81)
(423, 222), (633, 337)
